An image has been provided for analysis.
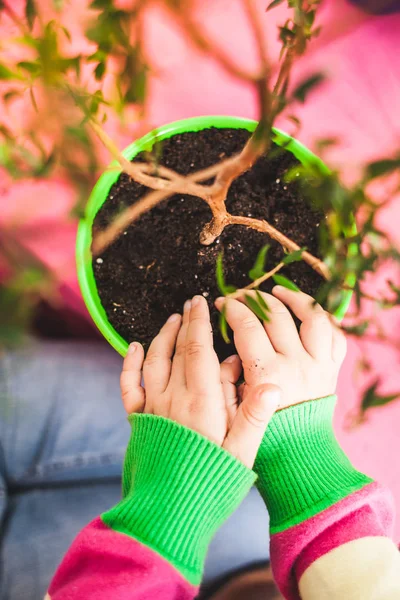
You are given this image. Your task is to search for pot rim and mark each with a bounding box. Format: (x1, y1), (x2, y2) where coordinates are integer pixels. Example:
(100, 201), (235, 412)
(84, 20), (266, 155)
(76, 115), (355, 357)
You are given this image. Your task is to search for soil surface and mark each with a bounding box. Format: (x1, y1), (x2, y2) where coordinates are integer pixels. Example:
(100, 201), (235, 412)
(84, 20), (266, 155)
(93, 127), (323, 360)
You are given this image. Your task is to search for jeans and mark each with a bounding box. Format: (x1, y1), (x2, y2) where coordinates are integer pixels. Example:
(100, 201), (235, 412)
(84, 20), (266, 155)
(0, 340), (269, 600)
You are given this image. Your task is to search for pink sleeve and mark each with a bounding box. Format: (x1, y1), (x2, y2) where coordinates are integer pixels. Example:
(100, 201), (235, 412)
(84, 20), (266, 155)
(47, 517), (197, 600)
(270, 482), (397, 599)
(46, 414), (256, 599)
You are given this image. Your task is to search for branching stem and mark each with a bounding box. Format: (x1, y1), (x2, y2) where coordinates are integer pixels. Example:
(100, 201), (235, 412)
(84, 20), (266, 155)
(90, 0), (330, 283)
(228, 261), (285, 299)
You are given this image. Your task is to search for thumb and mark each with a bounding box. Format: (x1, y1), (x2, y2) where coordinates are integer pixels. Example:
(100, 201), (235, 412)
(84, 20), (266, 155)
(222, 384), (281, 468)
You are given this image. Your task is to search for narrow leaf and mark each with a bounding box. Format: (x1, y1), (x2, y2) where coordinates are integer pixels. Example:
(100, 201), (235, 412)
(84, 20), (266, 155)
(316, 137), (339, 151)
(219, 305), (230, 344)
(0, 64), (22, 80)
(266, 0), (284, 10)
(26, 0), (36, 30)
(3, 90), (22, 103)
(293, 72), (325, 103)
(366, 158), (400, 180)
(29, 87), (38, 112)
(245, 294), (270, 321)
(272, 274), (300, 291)
(361, 380), (400, 412)
(256, 291), (270, 320)
(94, 62), (106, 80)
(287, 114), (301, 127)
(342, 321), (369, 336)
(279, 26), (296, 43)
(282, 247), (307, 265)
(249, 244), (270, 281)
(18, 61), (41, 75)
(60, 26), (71, 41)
(216, 253), (236, 296)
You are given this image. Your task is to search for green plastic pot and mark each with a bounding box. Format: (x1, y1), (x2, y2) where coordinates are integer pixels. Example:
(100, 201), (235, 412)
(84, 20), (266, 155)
(76, 115), (354, 357)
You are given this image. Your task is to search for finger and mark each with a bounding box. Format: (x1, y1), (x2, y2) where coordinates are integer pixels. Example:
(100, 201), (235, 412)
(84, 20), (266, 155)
(143, 314), (182, 404)
(245, 290), (303, 355)
(223, 384), (281, 468)
(220, 355), (242, 427)
(185, 295), (220, 393)
(215, 297), (275, 386)
(331, 318), (347, 363)
(170, 299), (191, 388)
(272, 286), (332, 358)
(120, 342), (145, 414)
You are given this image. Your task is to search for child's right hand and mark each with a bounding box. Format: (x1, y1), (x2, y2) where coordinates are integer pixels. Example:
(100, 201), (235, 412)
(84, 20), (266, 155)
(216, 286), (347, 409)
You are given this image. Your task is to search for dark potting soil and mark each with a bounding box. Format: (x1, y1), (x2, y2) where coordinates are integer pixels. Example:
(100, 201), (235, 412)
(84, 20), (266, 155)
(93, 127), (324, 360)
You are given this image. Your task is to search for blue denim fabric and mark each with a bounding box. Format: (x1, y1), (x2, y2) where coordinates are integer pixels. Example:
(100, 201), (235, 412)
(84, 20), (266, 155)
(0, 340), (269, 600)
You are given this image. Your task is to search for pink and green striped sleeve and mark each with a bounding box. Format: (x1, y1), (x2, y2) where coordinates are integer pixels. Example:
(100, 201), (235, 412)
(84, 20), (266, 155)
(46, 414), (256, 600)
(254, 395), (400, 600)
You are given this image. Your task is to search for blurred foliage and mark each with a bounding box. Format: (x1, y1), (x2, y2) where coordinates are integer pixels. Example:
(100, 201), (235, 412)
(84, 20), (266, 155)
(0, 0), (399, 419)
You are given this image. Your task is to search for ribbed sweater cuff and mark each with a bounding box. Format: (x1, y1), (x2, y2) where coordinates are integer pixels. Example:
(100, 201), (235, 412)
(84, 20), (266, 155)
(102, 414), (256, 585)
(254, 395), (373, 534)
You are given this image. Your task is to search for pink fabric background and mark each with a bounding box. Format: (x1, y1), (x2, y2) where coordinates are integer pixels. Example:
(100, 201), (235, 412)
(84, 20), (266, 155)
(2, 1), (400, 539)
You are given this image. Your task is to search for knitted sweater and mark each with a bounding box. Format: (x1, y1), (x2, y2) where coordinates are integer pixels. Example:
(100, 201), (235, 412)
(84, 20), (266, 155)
(46, 396), (400, 599)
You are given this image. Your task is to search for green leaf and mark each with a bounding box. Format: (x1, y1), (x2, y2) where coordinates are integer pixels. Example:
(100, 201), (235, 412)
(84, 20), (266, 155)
(216, 253), (236, 296)
(365, 158), (400, 180)
(361, 380), (400, 413)
(18, 61), (41, 76)
(25, 0), (36, 30)
(94, 61), (106, 80)
(29, 86), (38, 112)
(305, 10), (316, 27)
(272, 274), (300, 291)
(53, 0), (64, 9)
(0, 64), (22, 80)
(282, 247), (307, 264)
(342, 321), (369, 336)
(256, 290), (270, 316)
(249, 245), (270, 281)
(0, 124), (13, 140)
(316, 137), (339, 151)
(219, 305), (230, 344)
(3, 90), (22, 104)
(388, 280), (400, 295)
(279, 26), (296, 44)
(266, 0), (284, 10)
(34, 152), (56, 177)
(287, 114), (301, 127)
(293, 72), (326, 103)
(245, 294), (270, 321)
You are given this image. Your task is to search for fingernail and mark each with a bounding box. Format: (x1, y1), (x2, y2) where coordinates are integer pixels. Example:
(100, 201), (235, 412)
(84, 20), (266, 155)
(225, 354), (238, 363)
(191, 295), (202, 307)
(272, 285), (284, 293)
(184, 300), (192, 312)
(215, 297), (224, 308)
(128, 342), (137, 354)
(167, 313), (180, 323)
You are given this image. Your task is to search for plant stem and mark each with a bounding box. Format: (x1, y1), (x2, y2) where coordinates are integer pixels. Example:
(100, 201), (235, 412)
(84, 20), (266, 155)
(89, 1), (329, 285)
(228, 214), (330, 279)
(228, 261), (285, 299)
(89, 120), (207, 197)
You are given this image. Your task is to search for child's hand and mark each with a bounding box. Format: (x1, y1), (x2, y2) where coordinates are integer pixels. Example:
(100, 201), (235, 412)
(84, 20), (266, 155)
(215, 286), (346, 409)
(120, 295), (280, 468)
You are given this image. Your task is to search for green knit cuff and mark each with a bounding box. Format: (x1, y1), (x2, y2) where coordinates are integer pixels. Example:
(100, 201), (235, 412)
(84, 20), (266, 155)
(254, 395), (373, 534)
(102, 414), (256, 585)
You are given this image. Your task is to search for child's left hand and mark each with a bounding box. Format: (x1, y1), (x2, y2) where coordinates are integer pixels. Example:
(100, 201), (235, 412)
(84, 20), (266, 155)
(120, 295), (280, 468)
